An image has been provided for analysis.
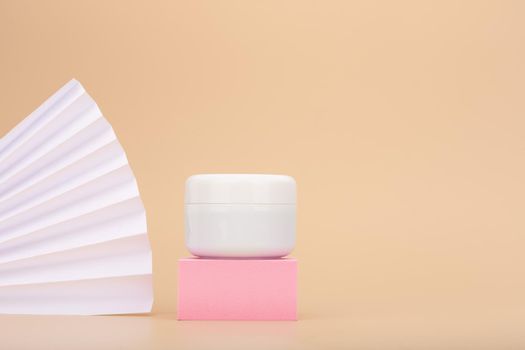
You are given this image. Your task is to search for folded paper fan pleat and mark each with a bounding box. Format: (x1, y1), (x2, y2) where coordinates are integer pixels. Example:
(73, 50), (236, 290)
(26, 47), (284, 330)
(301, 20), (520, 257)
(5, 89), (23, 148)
(0, 80), (153, 315)
(0, 275), (152, 315)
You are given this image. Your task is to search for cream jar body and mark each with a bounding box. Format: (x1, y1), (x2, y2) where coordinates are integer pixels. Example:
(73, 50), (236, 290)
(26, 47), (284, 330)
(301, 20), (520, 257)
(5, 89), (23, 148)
(185, 174), (296, 258)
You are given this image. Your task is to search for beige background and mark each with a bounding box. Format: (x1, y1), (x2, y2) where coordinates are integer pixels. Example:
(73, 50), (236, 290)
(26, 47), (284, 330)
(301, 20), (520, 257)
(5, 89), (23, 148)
(1, 1), (525, 348)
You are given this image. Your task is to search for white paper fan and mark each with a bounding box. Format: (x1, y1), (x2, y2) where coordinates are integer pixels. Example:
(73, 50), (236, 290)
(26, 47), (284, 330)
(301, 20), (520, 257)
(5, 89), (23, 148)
(0, 80), (153, 315)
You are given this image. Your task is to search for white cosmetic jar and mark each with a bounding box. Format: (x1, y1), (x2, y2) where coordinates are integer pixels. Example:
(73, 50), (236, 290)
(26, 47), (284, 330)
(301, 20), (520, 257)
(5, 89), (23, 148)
(185, 174), (296, 258)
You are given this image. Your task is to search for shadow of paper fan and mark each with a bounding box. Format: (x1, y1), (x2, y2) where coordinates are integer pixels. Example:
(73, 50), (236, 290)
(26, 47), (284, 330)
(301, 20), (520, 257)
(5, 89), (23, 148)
(0, 80), (153, 315)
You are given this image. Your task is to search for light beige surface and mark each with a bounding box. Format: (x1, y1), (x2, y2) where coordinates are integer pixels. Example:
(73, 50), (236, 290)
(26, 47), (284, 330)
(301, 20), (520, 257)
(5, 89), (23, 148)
(2, 312), (525, 350)
(1, 0), (525, 348)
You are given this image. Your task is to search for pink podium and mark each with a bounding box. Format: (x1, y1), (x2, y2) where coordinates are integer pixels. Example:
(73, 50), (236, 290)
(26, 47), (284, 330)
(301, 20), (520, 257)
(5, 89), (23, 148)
(177, 258), (297, 320)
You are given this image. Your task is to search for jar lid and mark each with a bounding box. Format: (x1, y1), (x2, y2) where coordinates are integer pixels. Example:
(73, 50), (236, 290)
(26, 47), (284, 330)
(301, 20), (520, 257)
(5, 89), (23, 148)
(185, 174), (296, 204)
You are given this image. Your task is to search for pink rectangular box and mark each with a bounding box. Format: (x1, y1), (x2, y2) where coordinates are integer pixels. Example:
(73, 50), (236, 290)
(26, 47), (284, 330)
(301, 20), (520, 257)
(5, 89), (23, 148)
(177, 258), (297, 320)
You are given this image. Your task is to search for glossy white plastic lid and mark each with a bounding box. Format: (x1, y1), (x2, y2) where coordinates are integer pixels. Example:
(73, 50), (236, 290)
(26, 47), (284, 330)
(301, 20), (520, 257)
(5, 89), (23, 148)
(185, 174), (296, 204)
